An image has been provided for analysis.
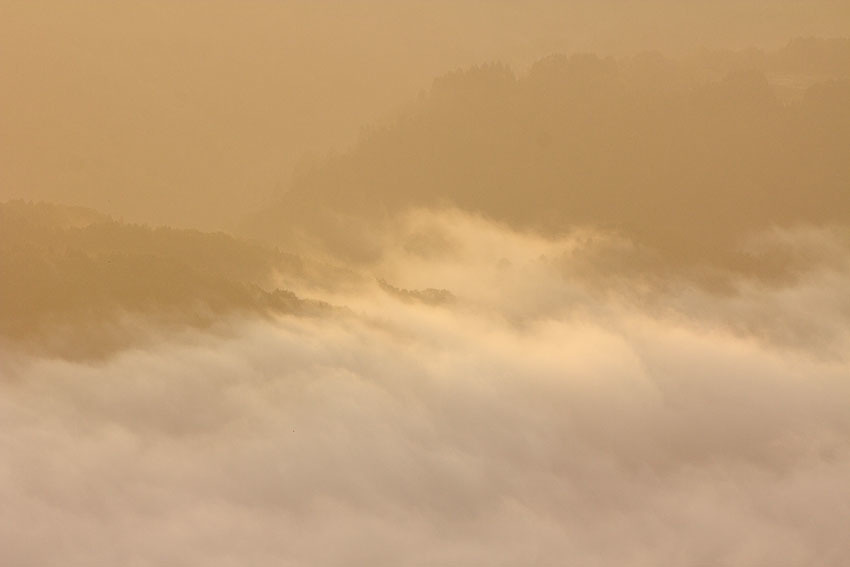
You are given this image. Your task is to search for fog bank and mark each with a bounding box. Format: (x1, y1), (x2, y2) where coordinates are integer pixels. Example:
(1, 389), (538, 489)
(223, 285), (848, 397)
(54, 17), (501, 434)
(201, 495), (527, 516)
(2, 214), (848, 565)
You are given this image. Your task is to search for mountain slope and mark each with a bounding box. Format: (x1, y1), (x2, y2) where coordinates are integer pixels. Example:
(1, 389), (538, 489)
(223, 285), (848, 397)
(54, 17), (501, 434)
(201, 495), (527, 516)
(246, 44), (850, 266)
(0, 201), (332, 357)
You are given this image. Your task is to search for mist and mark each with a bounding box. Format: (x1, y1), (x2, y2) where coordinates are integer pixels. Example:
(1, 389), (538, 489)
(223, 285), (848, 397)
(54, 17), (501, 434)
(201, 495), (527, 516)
(2, 212), (850, 565)
(3, 1), (850, 564)
(3, 0), (849, 229)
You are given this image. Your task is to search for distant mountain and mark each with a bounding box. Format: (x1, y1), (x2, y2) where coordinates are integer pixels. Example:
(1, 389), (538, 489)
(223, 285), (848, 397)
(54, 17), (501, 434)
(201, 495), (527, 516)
(244, 42), (850, 265)
(0, 201), (335, 357)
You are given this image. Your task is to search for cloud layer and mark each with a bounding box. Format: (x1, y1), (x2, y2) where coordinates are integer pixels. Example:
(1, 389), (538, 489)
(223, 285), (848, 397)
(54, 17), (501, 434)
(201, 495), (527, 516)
(2, 212), (849, 566)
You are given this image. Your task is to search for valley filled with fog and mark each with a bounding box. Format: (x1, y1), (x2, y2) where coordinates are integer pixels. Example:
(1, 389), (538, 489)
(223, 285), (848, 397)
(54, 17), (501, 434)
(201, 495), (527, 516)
(3, 208), (850, 565)
(2, 3), (849, 565)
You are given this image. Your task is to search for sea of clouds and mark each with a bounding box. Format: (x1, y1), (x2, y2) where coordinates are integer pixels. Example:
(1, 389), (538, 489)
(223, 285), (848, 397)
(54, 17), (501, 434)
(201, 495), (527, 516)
(2, 210), (849, 566)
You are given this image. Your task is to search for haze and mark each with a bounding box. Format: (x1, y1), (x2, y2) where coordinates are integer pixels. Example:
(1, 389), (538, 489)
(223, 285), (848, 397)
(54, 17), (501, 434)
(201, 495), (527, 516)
(3, 0), (849, 228)
(1, 2), (849, 565)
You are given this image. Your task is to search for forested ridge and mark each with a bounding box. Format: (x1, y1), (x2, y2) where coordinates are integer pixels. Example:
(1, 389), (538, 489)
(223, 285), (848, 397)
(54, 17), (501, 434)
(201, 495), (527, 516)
(0, 201), (331, 356)
(246, 40), (850, 265)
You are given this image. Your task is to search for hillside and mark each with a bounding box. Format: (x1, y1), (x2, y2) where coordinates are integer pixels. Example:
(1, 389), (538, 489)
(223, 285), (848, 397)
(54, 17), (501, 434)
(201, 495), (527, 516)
(0, 201), (332, 357)
(245, 41), (850, 266)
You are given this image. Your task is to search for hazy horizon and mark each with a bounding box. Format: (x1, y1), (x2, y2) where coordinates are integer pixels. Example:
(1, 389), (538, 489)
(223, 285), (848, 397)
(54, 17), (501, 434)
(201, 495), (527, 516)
(3, 0), (850, 230)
